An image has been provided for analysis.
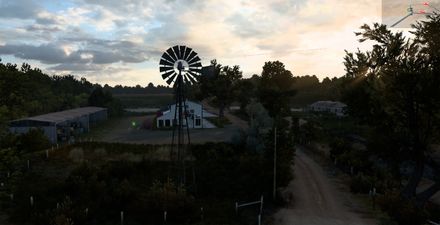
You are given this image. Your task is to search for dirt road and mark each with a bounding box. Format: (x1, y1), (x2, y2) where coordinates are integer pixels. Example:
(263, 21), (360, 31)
(273, 148), (376, 225)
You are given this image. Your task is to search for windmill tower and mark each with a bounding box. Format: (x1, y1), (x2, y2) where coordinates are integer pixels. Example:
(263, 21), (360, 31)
(159, 45), (202, 185)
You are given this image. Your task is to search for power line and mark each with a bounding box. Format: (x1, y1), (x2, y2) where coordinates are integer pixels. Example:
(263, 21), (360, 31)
(200, 48), (326, 60)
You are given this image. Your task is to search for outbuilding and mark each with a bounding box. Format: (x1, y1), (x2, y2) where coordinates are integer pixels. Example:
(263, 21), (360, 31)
(308, 101), (347, 117)
(156, 101), (216, 129)
(9, 107), (107, 143)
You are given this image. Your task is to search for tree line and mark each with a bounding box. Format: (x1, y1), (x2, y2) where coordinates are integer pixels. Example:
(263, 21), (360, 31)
(0, 61), (123, 128)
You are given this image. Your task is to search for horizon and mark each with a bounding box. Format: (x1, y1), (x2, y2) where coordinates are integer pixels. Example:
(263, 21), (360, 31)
(0, 0), (437, 86)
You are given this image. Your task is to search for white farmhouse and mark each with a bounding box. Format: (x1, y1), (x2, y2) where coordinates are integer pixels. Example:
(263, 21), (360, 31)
(308, 101), (347, 117)
(156, 101), (217, 129)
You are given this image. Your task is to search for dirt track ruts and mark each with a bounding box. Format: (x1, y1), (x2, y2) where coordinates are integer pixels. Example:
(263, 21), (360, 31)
(273, 147), (376, 225)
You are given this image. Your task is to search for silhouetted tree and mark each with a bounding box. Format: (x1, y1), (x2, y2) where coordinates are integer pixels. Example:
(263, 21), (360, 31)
(343, 14), (440, 208)
(258, 61), (296, 118)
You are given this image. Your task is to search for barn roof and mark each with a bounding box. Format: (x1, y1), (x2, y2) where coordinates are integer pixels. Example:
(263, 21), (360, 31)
(10, 107), (107, 124)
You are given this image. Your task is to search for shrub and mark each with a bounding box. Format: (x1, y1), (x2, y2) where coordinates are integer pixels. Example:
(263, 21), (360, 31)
(350, 174), (371, 194)
(17, 129), (51, 152)
(68, 148), (84, 162)
(377, 191), (428, 225)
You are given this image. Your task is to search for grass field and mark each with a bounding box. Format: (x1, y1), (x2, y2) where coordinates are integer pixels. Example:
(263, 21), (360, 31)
(114, 93), (173, 108)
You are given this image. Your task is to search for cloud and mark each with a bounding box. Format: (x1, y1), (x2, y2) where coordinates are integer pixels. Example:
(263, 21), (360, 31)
(0, 39), (159, 67)
(0, 43), (71, 64)
(0, 0), (40, 19)
(48, 63), (103, 71)
(0, 0), (405, 86)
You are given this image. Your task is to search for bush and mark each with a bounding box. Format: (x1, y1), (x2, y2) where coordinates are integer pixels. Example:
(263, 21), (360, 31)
(17, 129), (51, 152)
(350, 174), (371, 194)
(68, 148), (84, 162)
(377, 191), (428, 225)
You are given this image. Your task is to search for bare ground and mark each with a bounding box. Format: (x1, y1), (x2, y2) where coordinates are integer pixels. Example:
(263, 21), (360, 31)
(273, 147), (377, 225)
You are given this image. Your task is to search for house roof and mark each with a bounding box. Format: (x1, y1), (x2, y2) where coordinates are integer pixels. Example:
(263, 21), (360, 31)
(10, 107), (107, 124)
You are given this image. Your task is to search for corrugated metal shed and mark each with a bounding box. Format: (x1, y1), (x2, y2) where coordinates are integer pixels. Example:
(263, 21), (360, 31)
(9, 107), (108, 143)
(10, 107), (106, 124)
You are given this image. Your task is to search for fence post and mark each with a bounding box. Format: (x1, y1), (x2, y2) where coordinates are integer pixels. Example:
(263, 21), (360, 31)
(164, 211), (167, 224)
(120, 211), (124, 225)
(258, 214), (261, 225)
(200, 207), (204, 220)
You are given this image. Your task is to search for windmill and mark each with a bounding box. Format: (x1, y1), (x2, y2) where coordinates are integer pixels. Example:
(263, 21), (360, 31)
(159, 45), (202, 185)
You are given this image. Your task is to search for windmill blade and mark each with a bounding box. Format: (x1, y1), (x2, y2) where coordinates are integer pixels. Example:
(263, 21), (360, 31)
(166, 48), (178, 61)
(160, 66), (174, 73)
(166, 73), (178, 85)
(160, 58), (173, 67)
(159, 45), (201, 85)
(187, 70), (200, 78)
(183, 75), (190, 84)
(179, 46), (186, 59)
(183, 47), (192, 60)
(188, 56), (201, 65)
(162, 70), (175, 80)
(189, 62), (202, 68)
(187, 71), (200, 82)
(172, 46), (182, 60)
(189, 68), (202, 74)
(185, 73), (198, 84)
(161, 52), (175, 64)
(187, 51), (197, 62)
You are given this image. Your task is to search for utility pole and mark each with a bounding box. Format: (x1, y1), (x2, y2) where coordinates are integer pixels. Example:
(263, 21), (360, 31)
(273, 127), (277, 199)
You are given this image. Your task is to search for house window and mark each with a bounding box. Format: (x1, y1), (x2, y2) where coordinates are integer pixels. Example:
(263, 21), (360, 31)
(195, 118), (201, 126)
(165, 120), (171, 127)
(158, 120), (164, 127)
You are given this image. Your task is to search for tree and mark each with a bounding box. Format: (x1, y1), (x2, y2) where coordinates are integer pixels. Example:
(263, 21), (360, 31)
(343, 14), (440, 207)
(258, 61), (296, 118)
(199, 60), (242, 117)
(235, 79), (256, 114)
(88, 87), (122, 116)
(88, 87), (112, 107)
(16, 129), (51, 152)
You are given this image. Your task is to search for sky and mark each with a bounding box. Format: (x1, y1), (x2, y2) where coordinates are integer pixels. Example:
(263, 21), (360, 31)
(0, 0), (438, 86)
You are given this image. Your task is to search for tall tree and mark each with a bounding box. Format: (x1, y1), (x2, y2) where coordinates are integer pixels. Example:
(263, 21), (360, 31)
(343, 14), (440, 207)
(199, 60), (242, 117)
(258, 61), (296, 118)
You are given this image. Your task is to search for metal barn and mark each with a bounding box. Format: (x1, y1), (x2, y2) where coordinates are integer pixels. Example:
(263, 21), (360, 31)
(9, 107), (107, 144)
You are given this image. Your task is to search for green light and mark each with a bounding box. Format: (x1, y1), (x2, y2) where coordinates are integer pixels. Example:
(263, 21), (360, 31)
(131, 121), (136, 127)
